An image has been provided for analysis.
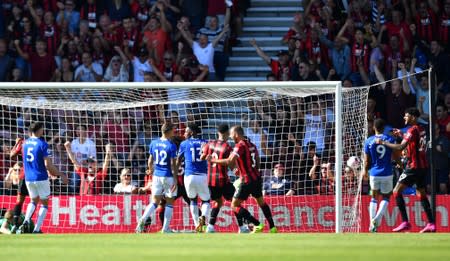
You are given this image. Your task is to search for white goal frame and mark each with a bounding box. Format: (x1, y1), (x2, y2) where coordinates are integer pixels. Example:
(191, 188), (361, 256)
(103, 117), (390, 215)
(0, 81), (347, 233)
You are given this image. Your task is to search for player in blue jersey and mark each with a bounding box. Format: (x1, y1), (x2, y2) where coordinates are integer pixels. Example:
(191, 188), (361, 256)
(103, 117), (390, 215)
(136, 122), (178, 233)
(177, 123), (210, 232)
(19, 122), (67, 233)
(362, 118), (395, 232)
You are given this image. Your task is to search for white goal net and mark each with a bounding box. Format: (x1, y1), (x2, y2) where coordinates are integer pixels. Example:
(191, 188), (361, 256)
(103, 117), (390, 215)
(0, 82), (369, 233)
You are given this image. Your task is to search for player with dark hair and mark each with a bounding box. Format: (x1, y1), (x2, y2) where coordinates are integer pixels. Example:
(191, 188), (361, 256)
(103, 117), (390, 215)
(362, 118), (395, 232)
(376, 108), (435, 232)
(20, 122), (67, 233)
(177, 123), (210, 232)
(8, 137), (28, 233)
(200, 124), (237, 233)
(209, 125), (277, 233)
(136, 122), (178, 233)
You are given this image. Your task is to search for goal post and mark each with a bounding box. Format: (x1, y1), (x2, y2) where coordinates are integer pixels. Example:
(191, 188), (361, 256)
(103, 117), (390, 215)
(0, 81), (369, 233)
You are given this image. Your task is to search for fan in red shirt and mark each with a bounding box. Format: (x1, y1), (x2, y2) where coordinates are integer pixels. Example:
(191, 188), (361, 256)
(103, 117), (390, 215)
(65, 142), (112, 195)
(209, 125), (277, 233)
(14, 38), (56, 82)
(377, 107), (435, 233)
(438, 0), (450, 49)
(200, 124), (235, 233)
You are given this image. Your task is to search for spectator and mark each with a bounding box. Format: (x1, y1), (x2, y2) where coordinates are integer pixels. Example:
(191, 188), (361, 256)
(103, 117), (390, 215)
(113, 168), (138, 194)
(0, 39), (14, 81)
(427, 124), (449, 194)
(293, 60), (320, 81)
(178, 56), (209, 82)
(65, 142), (112, 195)
(245, 119), (270, 158)
(80, 0), (105, 31)
(250, 38), (293, 81)
(436, 103), (450, 140)
(302, 101), (327, 154)
(198, 0), (232, 81)
(28, 1), (60, 56)
(153, 51), (177, 81)
(131, 0), (152, 29)
(68, 124), (97, 194)
(56, 0), (80, 34)
(128, 145), (147, 186)
(14, 38), (56, 82)
(100, 111), (130, 160)
(74, 51), (103, 82)
(128, 47), (153, 82)
(318, 30), (351, 81)
(106, 0), (132, 22)
(103, 46), (129, 82)
(177, 21), (229, 81)
(297, 141), (316, 195)
(117, 16), (141, 54)
(373, 63), (415, 128)
(263, 164), (295, 196)
(51, 56), (74, 82)
(142, 12), (171, 65)
(309, 156), (334, 195)
(179, 0), (206, 32)
(438, 0), (450, 49)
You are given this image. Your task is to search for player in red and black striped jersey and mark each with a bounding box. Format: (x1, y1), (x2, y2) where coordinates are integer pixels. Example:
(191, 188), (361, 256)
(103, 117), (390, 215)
(209, 125), (277, 233)
(9, 137), (29, 233)
(377, 107), (435, 233)
(200, 124), (236, 233)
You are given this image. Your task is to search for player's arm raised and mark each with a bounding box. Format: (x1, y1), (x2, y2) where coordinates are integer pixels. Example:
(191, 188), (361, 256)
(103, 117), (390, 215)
(361, 152), (370, 180)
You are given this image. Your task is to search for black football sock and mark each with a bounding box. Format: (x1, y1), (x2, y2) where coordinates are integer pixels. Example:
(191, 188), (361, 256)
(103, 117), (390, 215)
(396, 194), (409, 222)
(209, 207), (220, 225)
(13, 204), (22, 226)
(261, 203), (275, 228)
(238, 207), (260, 226)
(421, 198), (435, 223)
(233, 211), (244, 227)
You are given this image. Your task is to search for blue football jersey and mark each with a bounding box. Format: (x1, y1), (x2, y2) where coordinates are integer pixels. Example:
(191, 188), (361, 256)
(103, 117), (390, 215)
(364, 134), (395, 177)
(23, 137), (51, 182)
(179, 137), (207, 176)
(149, 138), (177, 177)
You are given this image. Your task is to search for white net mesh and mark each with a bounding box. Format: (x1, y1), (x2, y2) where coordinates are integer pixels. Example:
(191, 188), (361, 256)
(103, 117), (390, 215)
(0, 83), (369, 233)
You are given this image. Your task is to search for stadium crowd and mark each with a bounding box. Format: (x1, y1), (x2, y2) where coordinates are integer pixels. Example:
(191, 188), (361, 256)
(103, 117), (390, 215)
(0, 0), (449, 196)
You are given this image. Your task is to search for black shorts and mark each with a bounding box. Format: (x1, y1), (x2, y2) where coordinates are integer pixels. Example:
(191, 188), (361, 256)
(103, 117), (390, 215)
(398, 168), (427, 189)
(210, 182), (235, 201)
(234, 179), (263, 201)
(176, 184), (189, 203)
(18, 179), (29, 196)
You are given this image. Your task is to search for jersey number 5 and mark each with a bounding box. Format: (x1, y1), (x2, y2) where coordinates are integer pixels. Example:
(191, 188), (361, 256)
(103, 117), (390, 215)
(26, 147), (34, 162)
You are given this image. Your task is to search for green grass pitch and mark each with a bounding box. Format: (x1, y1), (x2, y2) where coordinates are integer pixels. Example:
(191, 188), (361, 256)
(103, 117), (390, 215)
(1, 233), (450, 261)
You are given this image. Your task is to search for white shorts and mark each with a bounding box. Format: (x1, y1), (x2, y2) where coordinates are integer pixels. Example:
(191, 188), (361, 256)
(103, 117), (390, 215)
(26, 180), (50, 200)
(184, 174), (210, 201)
(152, 176), (177, 198)
(369, 175), (393, 194)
